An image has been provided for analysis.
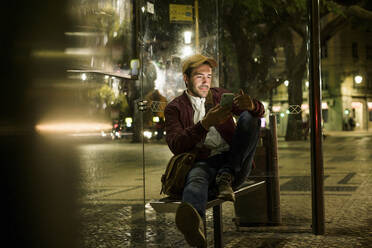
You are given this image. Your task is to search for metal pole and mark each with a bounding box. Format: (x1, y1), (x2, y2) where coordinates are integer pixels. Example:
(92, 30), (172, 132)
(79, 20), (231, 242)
(133, 0), (140, 60)
(365, 97), (368, 131)
(194, 0), (199, 52)
(137, 0), (148, 244)
(308, 0), (325, 235)
(269, 115), (281, 225)
(213, 205), (223, 248)
(217, 0), (221, 87)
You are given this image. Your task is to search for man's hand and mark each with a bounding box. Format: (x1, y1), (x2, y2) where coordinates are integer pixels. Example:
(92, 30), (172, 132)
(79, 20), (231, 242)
(233, 89), (255, 111)
(201, 104), (232, 130)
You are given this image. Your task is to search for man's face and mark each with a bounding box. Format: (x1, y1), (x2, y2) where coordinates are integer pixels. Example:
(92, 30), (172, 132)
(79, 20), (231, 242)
(184, 64), (212, 98)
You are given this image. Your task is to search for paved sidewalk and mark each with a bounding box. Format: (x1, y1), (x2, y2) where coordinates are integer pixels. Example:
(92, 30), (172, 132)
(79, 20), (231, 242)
(78, 133), (372, 247)
(218, 133), (371, 248)
(325, 130), (372, 137)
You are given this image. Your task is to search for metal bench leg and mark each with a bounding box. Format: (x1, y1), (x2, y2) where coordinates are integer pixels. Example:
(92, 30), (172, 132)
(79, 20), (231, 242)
(213, 204), (223, 248)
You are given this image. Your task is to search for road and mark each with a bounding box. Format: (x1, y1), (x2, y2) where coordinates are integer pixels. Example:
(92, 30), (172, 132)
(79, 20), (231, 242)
(75, 133), (372, 247)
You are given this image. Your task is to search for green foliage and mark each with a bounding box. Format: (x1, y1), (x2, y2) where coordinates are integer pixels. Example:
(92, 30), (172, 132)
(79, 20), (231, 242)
(239, 0), (264, 20)
(117, 93), (130, 115)
(91, 84), (130, 117)
(98, 84), (115, 104)
(322, 0), (346, 16)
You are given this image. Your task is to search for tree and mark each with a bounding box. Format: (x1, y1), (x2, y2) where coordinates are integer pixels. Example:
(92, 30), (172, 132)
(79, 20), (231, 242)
(90, 84), (130, 119)
(221, 0), (372, 140)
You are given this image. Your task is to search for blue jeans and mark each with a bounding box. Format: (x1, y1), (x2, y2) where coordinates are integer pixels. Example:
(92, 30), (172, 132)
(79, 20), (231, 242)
(182, 111), (261, 218)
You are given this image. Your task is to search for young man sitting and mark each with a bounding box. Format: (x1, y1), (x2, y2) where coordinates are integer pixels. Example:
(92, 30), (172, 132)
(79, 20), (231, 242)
(164, 54), (265, 247)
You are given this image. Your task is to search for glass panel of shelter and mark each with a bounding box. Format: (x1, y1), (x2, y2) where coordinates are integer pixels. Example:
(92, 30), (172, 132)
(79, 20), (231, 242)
(65, 0), (148, 247)
(140, 0), (313, 246)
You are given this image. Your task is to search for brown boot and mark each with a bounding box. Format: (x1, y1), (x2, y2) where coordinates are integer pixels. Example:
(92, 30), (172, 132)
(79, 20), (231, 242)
(175, 202), (206, 248)
(216, 172), (235, 202)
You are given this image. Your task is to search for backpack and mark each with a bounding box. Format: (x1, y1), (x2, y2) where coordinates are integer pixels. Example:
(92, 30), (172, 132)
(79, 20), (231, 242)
(160, 152), (197, 199)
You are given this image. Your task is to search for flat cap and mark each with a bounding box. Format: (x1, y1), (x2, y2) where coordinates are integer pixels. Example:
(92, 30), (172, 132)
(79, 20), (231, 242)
(182, 54), (217, 74)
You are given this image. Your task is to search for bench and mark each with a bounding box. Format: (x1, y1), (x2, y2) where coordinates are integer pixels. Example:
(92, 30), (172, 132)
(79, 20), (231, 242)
(149, 180), (266, 248)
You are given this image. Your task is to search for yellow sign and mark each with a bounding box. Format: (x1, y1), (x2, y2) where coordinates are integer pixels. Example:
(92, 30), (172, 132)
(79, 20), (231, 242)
(169, 4), (193, 23)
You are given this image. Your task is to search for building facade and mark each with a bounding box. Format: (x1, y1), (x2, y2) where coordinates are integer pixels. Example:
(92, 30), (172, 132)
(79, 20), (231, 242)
(322, 25), (372, 132)
(271, 23), (372, 136)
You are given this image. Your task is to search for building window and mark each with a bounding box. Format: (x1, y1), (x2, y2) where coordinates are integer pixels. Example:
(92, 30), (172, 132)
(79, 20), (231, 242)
(369, 110), (372, 122)
(352, 42), (358, 59)
(366, 45), (372, 60)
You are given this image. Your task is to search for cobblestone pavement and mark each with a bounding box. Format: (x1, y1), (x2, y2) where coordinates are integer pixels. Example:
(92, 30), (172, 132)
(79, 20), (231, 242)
(78, 132), (372, 248)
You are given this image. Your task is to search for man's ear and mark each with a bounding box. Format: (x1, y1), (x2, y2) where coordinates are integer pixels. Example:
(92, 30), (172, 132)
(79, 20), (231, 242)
(183, 74), (189, 87)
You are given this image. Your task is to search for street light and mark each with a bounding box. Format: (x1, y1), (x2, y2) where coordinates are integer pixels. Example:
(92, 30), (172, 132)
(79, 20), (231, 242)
(81, 73), (87, 81)
(284, 80), (289, 87)
(143, 131), (152, 139)
(354, 75), (363, 84)
(184, 31), (192, 44)
(125, 117), (132, 127)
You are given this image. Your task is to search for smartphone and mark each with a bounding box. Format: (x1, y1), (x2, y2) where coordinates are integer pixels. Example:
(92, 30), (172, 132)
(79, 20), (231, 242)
(220, 93), (234, 107)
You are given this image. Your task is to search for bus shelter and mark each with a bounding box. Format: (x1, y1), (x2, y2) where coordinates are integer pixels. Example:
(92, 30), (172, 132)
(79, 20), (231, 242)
(5, 0), (347, 247)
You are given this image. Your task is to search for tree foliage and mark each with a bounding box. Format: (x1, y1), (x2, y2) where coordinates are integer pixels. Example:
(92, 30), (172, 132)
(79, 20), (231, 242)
(91, 84), (130, 118)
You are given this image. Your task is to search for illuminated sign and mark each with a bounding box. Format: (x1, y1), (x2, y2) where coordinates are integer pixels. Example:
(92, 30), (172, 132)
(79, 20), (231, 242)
(169, 4), (193, 23)
(272, 106), (281, 112)
(351, 102), (363, 109)
(301, 102), (328, 110)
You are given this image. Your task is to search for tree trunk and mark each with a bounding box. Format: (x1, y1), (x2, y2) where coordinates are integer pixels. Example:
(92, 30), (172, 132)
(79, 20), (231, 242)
(282, 30), (307, 141)
(223, 4), (255, 92)
(286, 68), (305, 141)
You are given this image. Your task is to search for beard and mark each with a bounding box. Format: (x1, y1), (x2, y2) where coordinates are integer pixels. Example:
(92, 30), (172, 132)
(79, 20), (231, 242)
(188, 84), (209, 98)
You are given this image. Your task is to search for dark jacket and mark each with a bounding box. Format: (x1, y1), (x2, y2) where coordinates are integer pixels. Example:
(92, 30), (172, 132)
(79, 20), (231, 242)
(164, 88), (265, 159)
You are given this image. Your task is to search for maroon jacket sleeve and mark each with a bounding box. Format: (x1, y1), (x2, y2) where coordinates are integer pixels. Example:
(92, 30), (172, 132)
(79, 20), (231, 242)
(164, 104), (208, 155)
